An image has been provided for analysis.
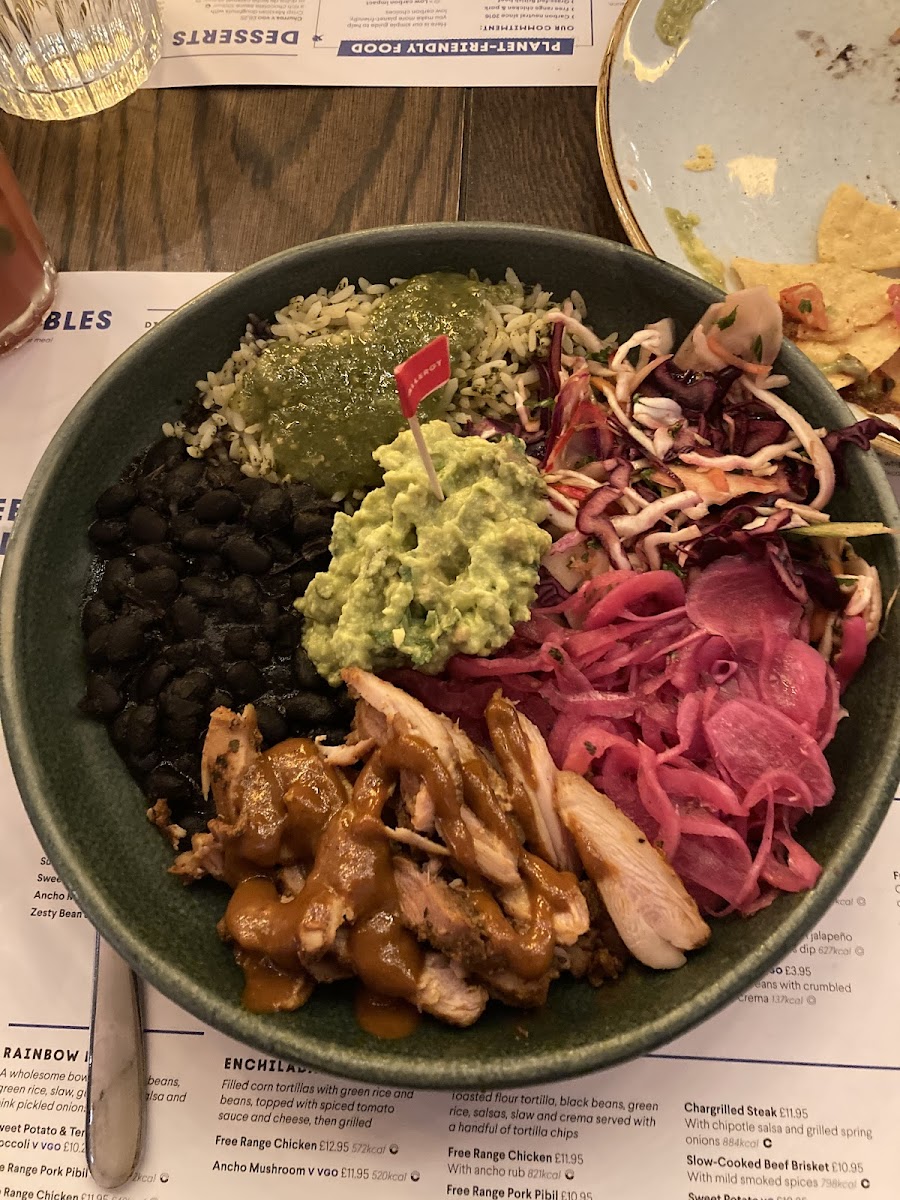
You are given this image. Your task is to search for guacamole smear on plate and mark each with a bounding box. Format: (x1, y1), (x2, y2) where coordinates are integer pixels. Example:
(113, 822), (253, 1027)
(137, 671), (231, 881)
(300, 421), (551, 684)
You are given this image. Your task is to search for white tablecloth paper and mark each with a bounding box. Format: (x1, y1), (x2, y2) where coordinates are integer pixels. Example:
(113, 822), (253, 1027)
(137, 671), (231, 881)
(0, 272), (899, 1198)
(148, 0), (624, 87)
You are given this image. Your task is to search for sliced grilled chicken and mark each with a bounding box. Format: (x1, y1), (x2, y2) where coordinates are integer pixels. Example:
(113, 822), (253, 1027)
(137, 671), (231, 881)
(415, 953), (488, 1027)
(343, 668), (463, 803)
(485, 694), (578, 873)
(201, 705), (262, 823)
(555, 772), (710, 969)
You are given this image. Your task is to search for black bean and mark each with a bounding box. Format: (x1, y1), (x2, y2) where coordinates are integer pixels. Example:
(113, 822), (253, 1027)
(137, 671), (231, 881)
(126, 703), (158, 756)
(284, 690), (337, 725)
(290, 569), (316, 596)
(265, 535), (295, 565)
(133, 545), (186, 574)
(264, 663), (295, 692)
(81, 676), (124, 717)
(225, 661), (266, 701)
(205, 461), (244, 488)
(85, 625), (111, 663)
(274, 612), (301, 650)
(132, 605), (165, 630)
(96, 482), (138, 518)
(162, 459), (204, 502)
(224, 626), (255, 660)
(195, 553), (225, 575)
(292, 512), (334, 540)
(254, 704), (288, 745)
(161, 691), (205, 723)
(300, 534), (331, 562)
(170, 513), (198, 544)
(250, 640), (273, 666)
(81, 597), (113, 635)
(233, 476), (269, 503)
(99, 557), (134, 605)
(292, 645), (322, 689)
(248, 489), (291, 533)
(136, 480), (166, 510)
(209, 688), (234, 711)
(182, 576), (223, 606)
(106, 616), (146, 662)
(223, 533), (272, 575)
(132, 755), (160, 778)
(143, 437), (187, 471)
(145, 766), (192, 802)
(134, 566), (179, 604)
(128, 506), (168, 544)
(179, 525), (223, 554)
(164, 716), (202, 746)
(137, 660), (173, 701)
(193, 488), (242, 523)
(89, 519), (126, 547)
(172, 669), (213, 701)
(111, 705), (133, 746)
(265, 573), (295, 604)
(258, 601), (279, 639)
(228, 575), (261, 619)
(288, 482), (325, 513)
(178, 812), (209, 839)
(170, 596), (203, 639)
(163, 640), (205, 671)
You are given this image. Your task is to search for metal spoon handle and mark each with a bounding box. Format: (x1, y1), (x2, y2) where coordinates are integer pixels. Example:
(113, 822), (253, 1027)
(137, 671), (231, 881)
(85, 934), (146, 1189)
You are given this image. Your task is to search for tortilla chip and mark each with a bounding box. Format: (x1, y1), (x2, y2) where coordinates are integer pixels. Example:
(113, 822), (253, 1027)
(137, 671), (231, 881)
(881, 347), (900, 387)
(683, 144), (716, 172)
(731, 257), (894, 342)
(798, 317), (900, 390)
(817, 183), (900, 271)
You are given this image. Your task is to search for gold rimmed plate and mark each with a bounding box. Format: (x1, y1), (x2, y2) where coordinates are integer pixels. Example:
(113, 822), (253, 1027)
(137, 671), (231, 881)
(597, 0), (900, 456)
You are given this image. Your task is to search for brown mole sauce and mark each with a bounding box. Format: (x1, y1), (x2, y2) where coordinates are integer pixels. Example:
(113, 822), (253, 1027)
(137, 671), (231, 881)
(223, 744), (423, 1029)
(219, 726), (583, 1032)
(234, 946), (314, 1013)
(354, 989), (421, 1039)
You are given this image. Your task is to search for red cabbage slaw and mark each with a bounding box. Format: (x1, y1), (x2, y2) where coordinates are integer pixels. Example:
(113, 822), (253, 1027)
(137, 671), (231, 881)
(396, 286), (896, 918)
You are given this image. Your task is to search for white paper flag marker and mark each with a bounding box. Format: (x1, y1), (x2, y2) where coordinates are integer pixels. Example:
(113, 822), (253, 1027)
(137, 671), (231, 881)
(393, 334), (450, 501)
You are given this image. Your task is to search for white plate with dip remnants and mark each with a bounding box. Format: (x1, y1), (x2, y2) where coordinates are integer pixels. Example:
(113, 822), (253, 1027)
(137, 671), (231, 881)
(597, 0), (900, 291)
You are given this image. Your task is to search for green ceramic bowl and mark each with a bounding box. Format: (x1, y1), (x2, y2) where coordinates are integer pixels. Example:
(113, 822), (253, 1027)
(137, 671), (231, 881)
(2, 224), (899, 1088)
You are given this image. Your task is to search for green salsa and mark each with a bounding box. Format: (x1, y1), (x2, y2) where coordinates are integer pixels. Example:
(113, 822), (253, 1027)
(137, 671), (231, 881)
(664, 207), (726, 291)
(655, 0), (706, 48)
(300, 421), (551, 685)
(234, 271), (512, 493)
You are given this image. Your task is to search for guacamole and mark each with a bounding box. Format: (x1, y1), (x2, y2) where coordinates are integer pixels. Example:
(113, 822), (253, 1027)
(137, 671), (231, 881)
(300, 422), (551, 685)
(655, 0), (706, 48)
(234, 272), (514, 494)
(664, 208), (726, 290)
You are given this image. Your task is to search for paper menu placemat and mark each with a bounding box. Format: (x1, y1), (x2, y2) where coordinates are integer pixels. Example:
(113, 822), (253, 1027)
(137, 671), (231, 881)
(148, 0), (625, 88)
(1, 271), (899, 1197)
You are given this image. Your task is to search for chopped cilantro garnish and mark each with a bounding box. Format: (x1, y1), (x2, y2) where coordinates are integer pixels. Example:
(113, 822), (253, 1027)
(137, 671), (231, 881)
(548, 647), (564, 662)
(594, 346), (613, 366)
(752, 334), (763, 362)
(798, 298), (812, 314)
(716, 307), (738, 331)
(662, 560), (687, 579)
(584, 741), (597, 755)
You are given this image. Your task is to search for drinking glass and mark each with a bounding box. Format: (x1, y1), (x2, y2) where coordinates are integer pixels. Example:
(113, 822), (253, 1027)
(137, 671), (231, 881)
(0, 0), (161, 120)
(0, 144), (56, 353)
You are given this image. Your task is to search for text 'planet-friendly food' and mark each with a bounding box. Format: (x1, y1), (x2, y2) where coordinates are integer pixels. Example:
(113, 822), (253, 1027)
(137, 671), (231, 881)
(80, 269), (897, 1037)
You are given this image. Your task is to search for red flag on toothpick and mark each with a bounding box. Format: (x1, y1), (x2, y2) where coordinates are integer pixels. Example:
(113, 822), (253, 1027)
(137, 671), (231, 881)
(393, 335), (451, 501)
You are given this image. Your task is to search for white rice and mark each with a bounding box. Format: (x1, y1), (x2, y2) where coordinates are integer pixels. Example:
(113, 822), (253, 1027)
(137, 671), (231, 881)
(173, 269), (613, 485)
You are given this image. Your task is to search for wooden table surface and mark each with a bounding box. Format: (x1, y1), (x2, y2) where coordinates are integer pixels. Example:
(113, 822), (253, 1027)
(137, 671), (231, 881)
(0, 88), (625, 271)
